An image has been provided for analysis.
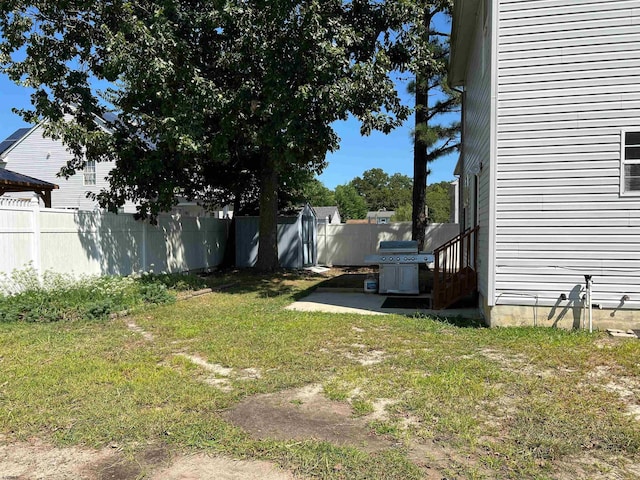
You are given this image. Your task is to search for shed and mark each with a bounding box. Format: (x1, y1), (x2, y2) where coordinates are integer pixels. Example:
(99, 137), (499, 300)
(235, 204), (317, 268)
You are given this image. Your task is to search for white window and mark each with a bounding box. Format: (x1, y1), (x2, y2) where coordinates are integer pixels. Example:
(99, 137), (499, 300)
(621, 131), (640, 195)
(83, 160), (96, 186)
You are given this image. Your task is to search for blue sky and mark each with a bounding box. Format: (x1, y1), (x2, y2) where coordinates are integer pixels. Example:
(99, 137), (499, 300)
(0, 76), (458, 189)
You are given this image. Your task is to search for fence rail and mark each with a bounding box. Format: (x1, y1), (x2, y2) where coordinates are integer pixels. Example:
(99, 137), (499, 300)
(0, 202), (229, 277)
(1, 201), (458, 277)
(317, 222), (459, 266)
(0, 197), (34, 208)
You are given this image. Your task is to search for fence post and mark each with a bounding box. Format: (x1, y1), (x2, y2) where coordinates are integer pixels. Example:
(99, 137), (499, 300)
(320, 223), (325, 265)
(95, 211), (104, 274)
(203, 218), (209, 270)
(29, 197), (42, 278)
(142, 220), (148, 272)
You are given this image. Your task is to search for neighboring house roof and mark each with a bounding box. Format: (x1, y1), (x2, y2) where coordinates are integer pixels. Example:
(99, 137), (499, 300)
(346, 219), (369, 224)
(0, 128), (32, 156)
(0, 111), (119, 161)
(313, 206), (339, 221)
(366, 210), (395, 219)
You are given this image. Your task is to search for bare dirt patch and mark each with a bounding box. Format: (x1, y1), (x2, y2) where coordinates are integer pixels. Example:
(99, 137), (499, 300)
(479, 348), (559, 378)
(222, 384), (393, 452)
(0, 439), (113, 480)
(177, 353), (234, 376)
(587, 366), (640, 420)
(552, 453), (640, 480)
(342, 349), (387, 366)
(0, 439), (295, 480)
(149, 454), (297, 480)
(125, 320), (154, 342)
(406, 440), (462, 480)
(175, 353), (262, 392)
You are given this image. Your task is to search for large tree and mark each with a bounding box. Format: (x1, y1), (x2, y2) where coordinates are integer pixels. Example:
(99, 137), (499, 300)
(334, 183), (367, 221)
(301, 178), (336, 207)
(392, 1), (461, 249)
(350, 168), (412, 211)
(426, 180), (452, 223)
(0, 1), (410, 271)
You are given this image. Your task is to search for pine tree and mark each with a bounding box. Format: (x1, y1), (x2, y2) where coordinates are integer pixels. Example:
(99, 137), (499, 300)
(400, 1), (461, 249)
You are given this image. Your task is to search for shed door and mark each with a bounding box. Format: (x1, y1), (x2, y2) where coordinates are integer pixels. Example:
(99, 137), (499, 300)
(302, 214), (315, 267)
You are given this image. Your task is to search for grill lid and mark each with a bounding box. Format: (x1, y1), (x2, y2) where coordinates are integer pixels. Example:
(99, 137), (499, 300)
(379, 240), (418, 253)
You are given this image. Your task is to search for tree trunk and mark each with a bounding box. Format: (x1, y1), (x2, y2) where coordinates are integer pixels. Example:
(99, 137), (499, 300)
(255, 155), (279, 271)
(412, 72), (429, 251)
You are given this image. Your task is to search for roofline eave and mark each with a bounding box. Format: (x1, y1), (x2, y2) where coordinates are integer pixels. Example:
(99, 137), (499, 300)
(449, 0), (481, 87)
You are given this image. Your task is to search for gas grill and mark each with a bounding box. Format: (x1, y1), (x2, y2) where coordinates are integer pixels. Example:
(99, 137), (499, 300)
(364, 241), (435, 295)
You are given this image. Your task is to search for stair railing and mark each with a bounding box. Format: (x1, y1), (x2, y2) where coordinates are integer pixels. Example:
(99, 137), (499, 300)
(433, 225), (479, 309)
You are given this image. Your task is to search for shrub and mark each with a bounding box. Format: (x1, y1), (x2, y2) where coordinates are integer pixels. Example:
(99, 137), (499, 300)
(0, 267), (178, 323)
(139, 283), (175, 305)
(84, 299), (114, 320)
(136, 272), (208, 291)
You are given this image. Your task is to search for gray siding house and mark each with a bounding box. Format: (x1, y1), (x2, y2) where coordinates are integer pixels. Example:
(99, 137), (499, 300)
(366, 210), (395, 224)
(451, 0), (640, 329)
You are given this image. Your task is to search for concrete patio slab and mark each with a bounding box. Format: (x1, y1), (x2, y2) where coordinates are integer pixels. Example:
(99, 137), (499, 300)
(286, 291), (481, 318)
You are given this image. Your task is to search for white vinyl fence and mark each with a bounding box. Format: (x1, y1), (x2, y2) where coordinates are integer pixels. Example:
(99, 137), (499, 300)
(317, 222), (459, 266)
(0, 198), (229, 277)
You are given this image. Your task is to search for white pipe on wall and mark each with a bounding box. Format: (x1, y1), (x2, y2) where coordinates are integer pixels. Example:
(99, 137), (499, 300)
(585, 275), (593, 333)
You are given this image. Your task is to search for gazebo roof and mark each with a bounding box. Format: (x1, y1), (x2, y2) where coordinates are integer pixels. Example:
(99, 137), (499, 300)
(0, 168), (58, 207)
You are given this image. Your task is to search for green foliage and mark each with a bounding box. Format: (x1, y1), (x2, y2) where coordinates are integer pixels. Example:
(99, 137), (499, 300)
(301, 178), (336, 207)
(350, 168), (413, 212)
(84, 300), (114, 321)
(391, 203), (412, 222)
(335, 184), (367, 221)
(0, 0), (413, 270)
(395, 1), (460, 246)
(0, 268), (180, 323)
(139, 283), (175, 305)
(426, 181), (452, 223)
(137, 273), (209, 292)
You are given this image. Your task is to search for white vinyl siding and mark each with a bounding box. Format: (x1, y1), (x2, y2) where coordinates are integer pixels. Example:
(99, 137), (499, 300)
(2, 124), (136, 213)
(460, 2), (493, 303)
(494, 0), (640, 309)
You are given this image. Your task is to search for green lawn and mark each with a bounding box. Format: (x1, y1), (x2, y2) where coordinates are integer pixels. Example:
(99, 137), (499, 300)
(1, 272), (639, 479)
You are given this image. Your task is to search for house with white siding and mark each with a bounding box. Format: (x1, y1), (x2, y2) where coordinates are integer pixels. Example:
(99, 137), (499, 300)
(0, 122), (217, 216)
(0, 123), (138, 213)
(447, 0), (640, 329)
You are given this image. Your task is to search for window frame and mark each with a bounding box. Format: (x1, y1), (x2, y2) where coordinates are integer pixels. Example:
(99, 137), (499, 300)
(83, 159), (97, 186)
(621, 129), (640, 197)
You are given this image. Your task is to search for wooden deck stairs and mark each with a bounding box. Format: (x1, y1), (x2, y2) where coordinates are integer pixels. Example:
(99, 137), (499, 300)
(432, 226), (479, 310)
